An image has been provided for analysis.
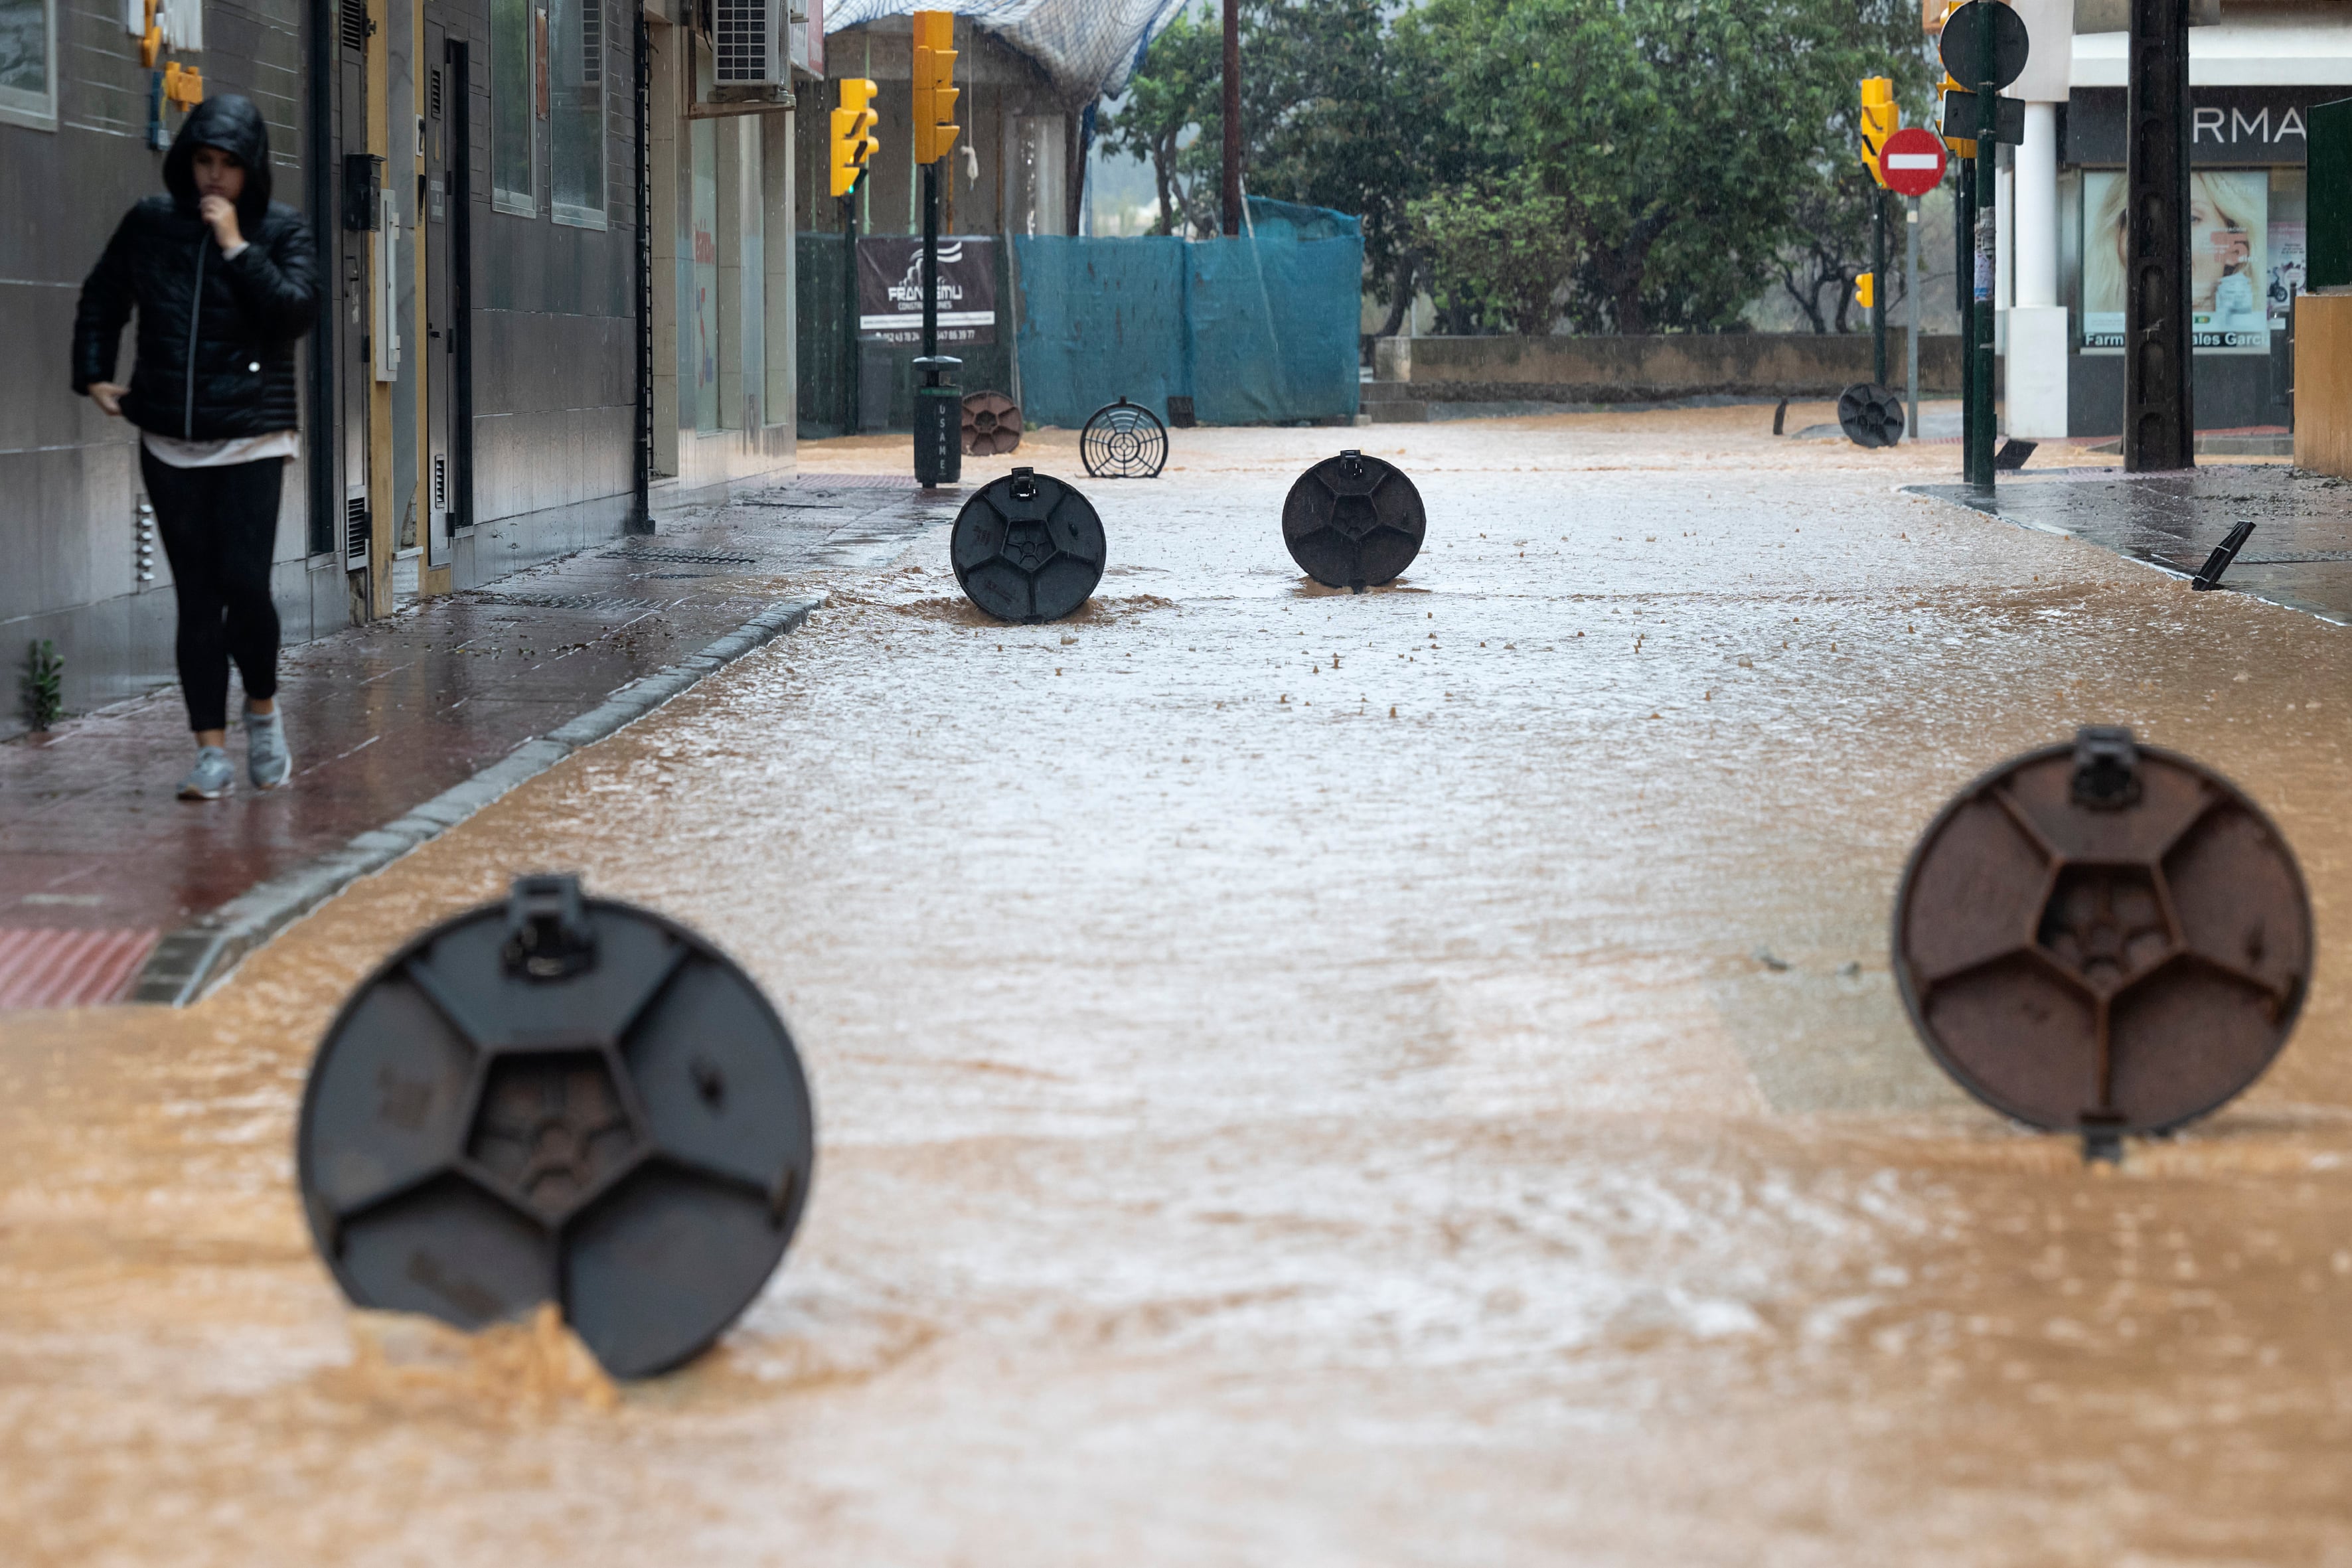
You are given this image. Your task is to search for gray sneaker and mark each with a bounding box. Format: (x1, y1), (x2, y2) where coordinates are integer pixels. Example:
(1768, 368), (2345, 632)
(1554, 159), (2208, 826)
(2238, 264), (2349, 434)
(178, 745), (235, 800)
(244, 708), (291, 789)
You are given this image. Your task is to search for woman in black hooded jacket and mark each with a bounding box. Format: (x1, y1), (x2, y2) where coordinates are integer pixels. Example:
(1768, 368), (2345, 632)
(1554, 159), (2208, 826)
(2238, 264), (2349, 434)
(73, 94), (319, 799)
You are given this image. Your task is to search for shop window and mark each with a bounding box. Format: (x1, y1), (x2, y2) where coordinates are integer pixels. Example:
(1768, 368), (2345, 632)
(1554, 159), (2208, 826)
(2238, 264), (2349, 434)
(491, 0), (536, 214)
(2080, 168), (2274, 354)
(549, 0), (604, 227)
(0, 0), (58, 131)
(2268, 167), (2308, 327)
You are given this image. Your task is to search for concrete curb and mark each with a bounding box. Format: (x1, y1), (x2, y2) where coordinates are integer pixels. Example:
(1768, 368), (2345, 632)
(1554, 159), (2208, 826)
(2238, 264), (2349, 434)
(129, 595), (825, 1006)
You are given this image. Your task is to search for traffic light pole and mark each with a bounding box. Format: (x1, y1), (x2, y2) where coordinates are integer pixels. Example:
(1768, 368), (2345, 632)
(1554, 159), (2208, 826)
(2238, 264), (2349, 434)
(1968, 0), (1999, 489)
(1957, 165), (1976, 477)
(841, 177), (860, 436)
(912, 157), (961, 487)
(1906, 196), (1921, 446)
(1872, 191), (1887, 388)
(923, 161), (939, 359)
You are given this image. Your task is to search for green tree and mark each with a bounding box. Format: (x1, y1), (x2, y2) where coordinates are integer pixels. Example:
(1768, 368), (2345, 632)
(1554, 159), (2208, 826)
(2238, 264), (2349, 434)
(1109, 0), (1453, 328)
(1767, 5), (1940, 332)
(1409, 0), (1932, 333)
(1407, 175), (1580, 335)
(1223, 0), (1454, 333)
(1774, 167), (1886, 333)
(1097, 10), (1221, 236)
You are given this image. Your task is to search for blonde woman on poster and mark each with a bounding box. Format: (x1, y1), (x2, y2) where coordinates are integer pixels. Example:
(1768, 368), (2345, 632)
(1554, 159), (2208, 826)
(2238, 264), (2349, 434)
(2082, 169), (2269, 350)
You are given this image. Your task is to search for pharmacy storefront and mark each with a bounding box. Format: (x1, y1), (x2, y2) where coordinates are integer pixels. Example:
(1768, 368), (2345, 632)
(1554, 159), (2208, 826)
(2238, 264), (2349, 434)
(2060, 86), (2316, 435)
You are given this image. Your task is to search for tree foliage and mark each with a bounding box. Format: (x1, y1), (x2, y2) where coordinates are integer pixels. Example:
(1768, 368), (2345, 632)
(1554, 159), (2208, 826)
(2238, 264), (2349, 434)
(1103, 0), (1934, 335)
(1407, 176), (1580, 336)
(1095, 10), (1219, 236)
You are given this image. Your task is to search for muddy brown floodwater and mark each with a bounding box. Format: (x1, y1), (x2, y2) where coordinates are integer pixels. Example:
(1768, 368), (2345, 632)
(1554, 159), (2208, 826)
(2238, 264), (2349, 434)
(5, 409), (2351, 1565)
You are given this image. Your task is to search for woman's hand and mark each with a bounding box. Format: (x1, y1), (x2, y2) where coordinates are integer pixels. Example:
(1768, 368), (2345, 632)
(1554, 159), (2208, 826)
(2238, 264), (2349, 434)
(88, 381), (127, 417)
(198, 194), (243, 252)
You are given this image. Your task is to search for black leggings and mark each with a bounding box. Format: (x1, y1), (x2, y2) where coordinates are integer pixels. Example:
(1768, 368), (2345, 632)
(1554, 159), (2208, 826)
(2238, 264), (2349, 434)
(142, 449), (283, 734)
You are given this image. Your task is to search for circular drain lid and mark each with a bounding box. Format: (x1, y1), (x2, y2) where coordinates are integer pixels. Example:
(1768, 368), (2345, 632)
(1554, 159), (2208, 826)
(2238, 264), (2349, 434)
(1282, 450), (1426, 591)
(1892, 727), (2310, 1138)
(951, 467), (1107, 623)
(297, 874), (815, 1379)
(1838, 383), (1906, 448)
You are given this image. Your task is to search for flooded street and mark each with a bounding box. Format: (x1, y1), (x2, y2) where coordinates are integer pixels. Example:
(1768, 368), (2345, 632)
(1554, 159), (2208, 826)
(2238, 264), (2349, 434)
(7, 410), (2352, 1565)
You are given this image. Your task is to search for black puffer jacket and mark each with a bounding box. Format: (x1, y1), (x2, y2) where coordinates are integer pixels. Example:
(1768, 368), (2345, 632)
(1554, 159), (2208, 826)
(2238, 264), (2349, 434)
(72, 95), (319, 440)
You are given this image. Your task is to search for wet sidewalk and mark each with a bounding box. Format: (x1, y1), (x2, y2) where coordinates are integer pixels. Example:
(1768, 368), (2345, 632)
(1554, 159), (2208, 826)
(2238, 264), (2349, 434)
(0, 473), (953, 1008)
(1908, 462), (2352, 625)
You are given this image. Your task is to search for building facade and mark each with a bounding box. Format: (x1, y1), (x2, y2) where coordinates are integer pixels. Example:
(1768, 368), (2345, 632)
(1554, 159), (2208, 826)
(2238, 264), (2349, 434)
(0, 0), (810, 735)
(1998, 0), (2352, 439)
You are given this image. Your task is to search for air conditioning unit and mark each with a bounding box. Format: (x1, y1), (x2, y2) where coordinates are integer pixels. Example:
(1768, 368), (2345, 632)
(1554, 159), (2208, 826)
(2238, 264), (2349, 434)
(712, 0), (787, 89)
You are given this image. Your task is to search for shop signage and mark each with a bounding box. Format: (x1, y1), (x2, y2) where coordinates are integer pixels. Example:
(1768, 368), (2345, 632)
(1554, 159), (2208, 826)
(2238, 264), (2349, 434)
(858, 236), (998, 345)
(2067, 86), (2321, 167)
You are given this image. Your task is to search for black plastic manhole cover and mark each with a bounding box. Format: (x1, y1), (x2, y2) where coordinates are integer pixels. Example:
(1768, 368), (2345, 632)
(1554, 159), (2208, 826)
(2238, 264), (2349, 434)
(1837, 383), (1906, 448)
(1281, 450), (1426, 590)
(297, 874), (815, 1378)
(1892, 727), (2310, 1135)
(950, 467), (1107, 623)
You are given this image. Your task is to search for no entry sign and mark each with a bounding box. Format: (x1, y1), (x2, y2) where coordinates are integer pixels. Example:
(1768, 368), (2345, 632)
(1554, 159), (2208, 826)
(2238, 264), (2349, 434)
(1879, 127), (1949, 198)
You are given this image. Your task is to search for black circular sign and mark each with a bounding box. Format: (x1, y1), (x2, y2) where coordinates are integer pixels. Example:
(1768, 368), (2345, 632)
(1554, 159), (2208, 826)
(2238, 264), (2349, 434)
(951, 467), (1107, 623)
(1838, 383), (1907, 449)
(297, 875), (816, 1379)
(1938, 1), (2031, 92)
(1281, 450), (1427, 590)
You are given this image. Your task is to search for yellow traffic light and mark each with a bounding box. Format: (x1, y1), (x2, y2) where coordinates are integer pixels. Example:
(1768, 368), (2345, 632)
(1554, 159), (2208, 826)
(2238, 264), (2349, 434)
(1857, 272), (1876, 310)
(830, 77), (880, 198)
(1859, 76), (1897, 187)
(912, 11), (959, 165)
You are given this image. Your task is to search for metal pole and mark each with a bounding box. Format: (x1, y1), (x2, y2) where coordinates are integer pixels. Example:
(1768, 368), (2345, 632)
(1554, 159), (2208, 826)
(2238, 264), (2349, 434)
(630, 13), (652, 532)
(1958, 167), (1976, 479)
(1970, 0), (1999, 489)
(1873, 189), (1887, 387)
(1907, 195), (1922, 443)
(1220, 0), (1240, 237)
(923, 161), (939, 359)
(842, 181), (860, 435)
(2124, 0), (2194, 470)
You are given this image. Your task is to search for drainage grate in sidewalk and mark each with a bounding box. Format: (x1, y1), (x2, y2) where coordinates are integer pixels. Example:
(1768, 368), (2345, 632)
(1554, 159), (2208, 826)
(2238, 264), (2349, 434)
(602, 546), (763, 566)
(0, 927), (159, 1009)
(468, 593), (677, 611)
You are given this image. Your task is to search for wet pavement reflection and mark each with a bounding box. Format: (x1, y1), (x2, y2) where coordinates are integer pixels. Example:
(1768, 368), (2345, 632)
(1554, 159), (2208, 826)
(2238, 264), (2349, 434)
(1911, 463), (2352, 625)
(0, 477), (953, 994)
(5, 409), (2351, 1563)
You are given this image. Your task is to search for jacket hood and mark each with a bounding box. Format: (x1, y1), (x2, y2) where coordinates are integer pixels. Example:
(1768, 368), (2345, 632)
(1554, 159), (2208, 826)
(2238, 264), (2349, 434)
(163, 95), (273, 224)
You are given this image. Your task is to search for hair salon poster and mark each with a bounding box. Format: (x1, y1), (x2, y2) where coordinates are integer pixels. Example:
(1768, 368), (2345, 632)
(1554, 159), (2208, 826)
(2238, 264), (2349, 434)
(2081, 171), (2270, 353)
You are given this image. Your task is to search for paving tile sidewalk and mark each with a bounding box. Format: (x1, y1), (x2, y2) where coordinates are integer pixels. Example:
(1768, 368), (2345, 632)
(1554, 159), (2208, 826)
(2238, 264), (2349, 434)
(0, 473), (955, 1006)
(1908, 463), (2352, 626)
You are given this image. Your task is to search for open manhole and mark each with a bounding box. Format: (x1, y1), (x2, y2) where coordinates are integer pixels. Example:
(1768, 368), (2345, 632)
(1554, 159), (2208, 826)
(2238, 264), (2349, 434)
(297, 875), (815, 1378)
(1892, 727), (2310, 1142)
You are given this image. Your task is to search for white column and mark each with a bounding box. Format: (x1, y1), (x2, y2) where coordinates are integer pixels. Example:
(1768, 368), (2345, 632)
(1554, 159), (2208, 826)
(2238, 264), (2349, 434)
(2016, 103), (2059, 307)
(1996, 160), (2015, 312)
(2007, 100), (2069, 439)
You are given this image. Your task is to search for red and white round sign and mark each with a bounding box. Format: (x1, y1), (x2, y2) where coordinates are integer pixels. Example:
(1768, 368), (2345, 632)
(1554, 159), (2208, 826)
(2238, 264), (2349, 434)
(1879, 126), (1948, 198)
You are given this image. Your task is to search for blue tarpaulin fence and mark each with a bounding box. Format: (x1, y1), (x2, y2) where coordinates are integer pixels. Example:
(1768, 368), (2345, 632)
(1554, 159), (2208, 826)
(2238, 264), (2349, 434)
(1012, 198), (1364, 428)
